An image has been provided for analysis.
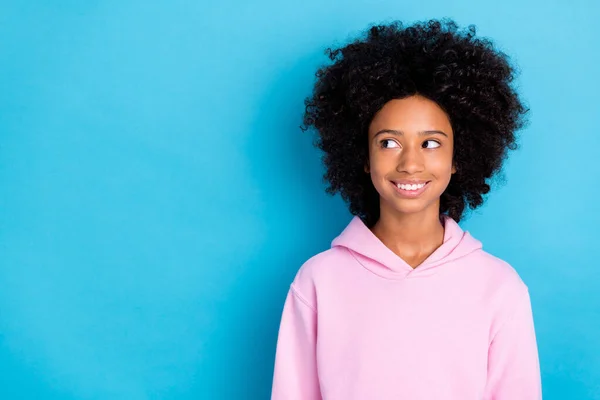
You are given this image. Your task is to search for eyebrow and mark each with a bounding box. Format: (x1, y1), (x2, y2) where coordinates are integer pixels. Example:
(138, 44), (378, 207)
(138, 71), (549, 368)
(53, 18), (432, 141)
(373, 129), (449, 138)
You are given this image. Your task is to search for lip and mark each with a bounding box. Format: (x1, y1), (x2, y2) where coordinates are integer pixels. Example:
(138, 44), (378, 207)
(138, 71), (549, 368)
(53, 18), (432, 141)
(391, 179), (430, 185)
(390, 180), (431, 198)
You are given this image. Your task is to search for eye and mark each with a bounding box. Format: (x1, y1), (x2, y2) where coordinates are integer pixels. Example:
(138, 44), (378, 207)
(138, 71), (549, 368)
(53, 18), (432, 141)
(380, 139), (400, 149)
(423, 140), (441, 149)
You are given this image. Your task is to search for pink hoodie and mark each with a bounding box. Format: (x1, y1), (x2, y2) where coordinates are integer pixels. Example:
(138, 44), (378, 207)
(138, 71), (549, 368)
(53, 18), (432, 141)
(271, 215), (542, 399)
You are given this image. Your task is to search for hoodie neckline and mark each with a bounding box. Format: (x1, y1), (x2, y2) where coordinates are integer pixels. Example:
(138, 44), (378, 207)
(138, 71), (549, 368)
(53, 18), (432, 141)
(330, 215), (482, 280)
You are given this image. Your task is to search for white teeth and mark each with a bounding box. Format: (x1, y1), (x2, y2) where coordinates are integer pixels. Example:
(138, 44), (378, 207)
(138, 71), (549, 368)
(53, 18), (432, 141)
(397, 182), (426, 191)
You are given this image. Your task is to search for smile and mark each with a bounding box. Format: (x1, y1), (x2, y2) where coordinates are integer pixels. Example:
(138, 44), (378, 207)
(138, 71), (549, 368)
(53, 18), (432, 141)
(390, 180), (430, 198)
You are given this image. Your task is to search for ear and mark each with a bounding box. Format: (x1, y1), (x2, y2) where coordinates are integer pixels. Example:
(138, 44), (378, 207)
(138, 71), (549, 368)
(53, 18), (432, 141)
(451, 164), (457, 174)
(364, 162), (370, 174)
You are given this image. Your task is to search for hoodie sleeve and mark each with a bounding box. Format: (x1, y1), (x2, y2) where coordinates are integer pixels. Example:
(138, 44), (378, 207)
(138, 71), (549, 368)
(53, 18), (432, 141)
(483, 287), (542, 399)
(271, 284), (322, 400)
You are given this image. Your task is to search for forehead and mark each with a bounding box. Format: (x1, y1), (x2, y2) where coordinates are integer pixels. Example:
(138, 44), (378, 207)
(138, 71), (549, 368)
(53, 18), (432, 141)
(368, 96), (453, 135)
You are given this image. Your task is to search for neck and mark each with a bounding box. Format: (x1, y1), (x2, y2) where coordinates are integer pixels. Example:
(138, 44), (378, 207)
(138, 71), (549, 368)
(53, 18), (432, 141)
(371, 203), (445, 257)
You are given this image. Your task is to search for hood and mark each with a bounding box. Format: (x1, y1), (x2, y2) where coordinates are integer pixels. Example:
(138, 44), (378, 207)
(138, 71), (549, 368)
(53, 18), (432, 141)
(331, 215), (482, 279)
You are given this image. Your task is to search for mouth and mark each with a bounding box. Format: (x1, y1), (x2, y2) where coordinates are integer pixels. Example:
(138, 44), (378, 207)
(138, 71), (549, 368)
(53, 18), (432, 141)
(390, 180), (431, 198)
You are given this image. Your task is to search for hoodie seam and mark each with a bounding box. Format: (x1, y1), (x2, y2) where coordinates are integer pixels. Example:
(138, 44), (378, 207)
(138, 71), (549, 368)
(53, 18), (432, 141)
(290, 283), (317, 314)
(344, 247), (483, 280)
(488, 286), (530, 346)
(346, 248), (405, 281)
(408, 248), (484, 278)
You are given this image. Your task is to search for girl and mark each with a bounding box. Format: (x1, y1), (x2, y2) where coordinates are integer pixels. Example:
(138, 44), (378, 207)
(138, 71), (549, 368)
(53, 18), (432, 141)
(271, 19), (542, 399)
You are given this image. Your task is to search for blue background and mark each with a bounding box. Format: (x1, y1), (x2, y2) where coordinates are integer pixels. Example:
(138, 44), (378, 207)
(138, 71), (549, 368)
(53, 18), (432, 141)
(1, 0), (599, 399)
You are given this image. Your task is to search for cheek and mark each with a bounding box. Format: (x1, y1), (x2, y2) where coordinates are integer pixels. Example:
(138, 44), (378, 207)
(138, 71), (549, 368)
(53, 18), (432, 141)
(428, 152), (454, 176)
(369, 153), (395, 180)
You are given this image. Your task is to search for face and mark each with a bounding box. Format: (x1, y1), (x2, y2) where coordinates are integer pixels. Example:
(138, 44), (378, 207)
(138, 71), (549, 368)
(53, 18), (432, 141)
(366, 95), (456, 219)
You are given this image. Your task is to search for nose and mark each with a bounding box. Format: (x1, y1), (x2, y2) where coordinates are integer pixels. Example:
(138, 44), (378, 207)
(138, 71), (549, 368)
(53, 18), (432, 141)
(396, 145), (424, 174)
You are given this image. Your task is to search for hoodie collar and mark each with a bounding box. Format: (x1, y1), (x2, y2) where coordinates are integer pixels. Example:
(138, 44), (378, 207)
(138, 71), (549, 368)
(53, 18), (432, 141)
(331, 215), (482, 279)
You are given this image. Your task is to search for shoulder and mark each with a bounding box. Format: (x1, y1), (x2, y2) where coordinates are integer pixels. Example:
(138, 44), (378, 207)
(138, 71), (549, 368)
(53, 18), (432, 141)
(476, 250), (528, 291)
(288, 247), (351, 309)
(466, 248), (528, 290)
(474, 251), (538, 344)
(467, 248), (531, 321)
(294, 247), (349, 282)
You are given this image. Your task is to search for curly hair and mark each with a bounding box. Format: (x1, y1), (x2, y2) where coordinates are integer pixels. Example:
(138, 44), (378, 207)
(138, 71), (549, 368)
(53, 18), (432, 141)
(301, 18), (529, 227)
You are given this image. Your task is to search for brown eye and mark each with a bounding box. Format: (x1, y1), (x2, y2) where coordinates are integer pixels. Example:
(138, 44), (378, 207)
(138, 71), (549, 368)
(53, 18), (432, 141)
(423, 140), (441, 149)
(381, 139), (400, 149)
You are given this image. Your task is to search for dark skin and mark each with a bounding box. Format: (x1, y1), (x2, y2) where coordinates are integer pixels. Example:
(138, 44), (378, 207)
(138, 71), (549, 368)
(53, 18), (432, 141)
(365, 95), (457, 268)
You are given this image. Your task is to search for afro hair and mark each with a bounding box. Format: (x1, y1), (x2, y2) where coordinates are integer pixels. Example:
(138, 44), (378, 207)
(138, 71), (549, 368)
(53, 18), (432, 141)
(301, 18), (529, 227)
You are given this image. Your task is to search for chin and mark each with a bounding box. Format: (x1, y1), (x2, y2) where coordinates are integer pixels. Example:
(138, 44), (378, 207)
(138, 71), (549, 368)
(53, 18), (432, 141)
(381, 196), (431, 216)
(391, 204), (431, 216)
